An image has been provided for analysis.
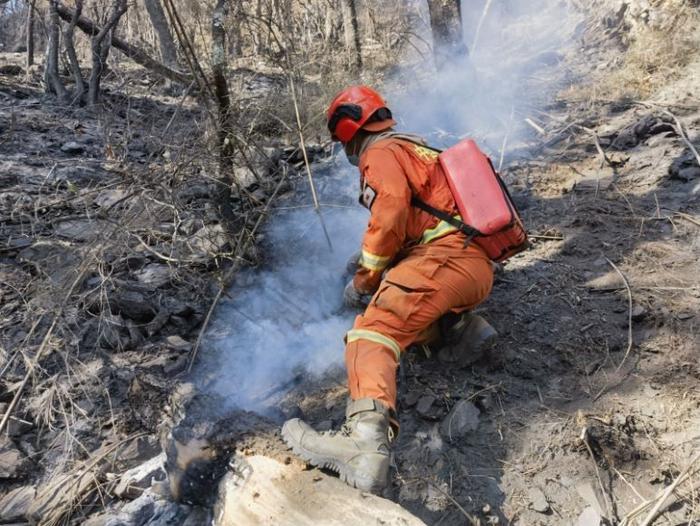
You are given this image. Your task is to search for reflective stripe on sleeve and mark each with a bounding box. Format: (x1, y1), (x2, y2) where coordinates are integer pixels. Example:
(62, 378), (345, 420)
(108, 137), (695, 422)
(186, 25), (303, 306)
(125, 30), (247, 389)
(420, 215), (462, 244)
(346, 329), (401, 361)
(359, 250), (391, 272)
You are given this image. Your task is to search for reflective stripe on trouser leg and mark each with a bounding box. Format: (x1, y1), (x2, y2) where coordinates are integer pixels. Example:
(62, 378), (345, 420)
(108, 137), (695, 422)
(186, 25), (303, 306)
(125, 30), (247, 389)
(345, 337), (400, 411)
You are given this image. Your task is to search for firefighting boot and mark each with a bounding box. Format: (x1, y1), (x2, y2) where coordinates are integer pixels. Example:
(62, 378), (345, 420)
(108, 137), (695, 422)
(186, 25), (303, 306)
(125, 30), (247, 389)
(438, 312), (498, 366)
(281, 398), (392, 493)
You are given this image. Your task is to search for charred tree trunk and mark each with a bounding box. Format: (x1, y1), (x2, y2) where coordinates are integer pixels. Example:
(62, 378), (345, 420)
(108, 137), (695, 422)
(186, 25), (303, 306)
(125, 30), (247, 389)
(87, 0), (127, 105)
(211, 0), (236, 232)
(25, 0), (36, 68)
(143, 0), (178, 68)
(54, 2), (190, 85)
(426, 0), (467, 69)
(63, 0), (84, 104)
(44, 0), (68, 101)
(340, 0), (362, 71)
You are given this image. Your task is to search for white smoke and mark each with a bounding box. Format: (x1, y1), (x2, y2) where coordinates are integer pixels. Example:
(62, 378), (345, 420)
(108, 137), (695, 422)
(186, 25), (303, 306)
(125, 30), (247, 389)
(205, 161), (365, 412)
(203, 0), (582, 412)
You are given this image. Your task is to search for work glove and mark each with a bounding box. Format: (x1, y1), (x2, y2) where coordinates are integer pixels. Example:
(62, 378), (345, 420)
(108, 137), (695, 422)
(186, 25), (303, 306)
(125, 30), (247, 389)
(343, 279), (371, 310)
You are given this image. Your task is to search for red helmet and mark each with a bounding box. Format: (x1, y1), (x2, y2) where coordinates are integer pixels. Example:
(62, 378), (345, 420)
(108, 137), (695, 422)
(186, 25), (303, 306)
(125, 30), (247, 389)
(326, 86), (396, 143)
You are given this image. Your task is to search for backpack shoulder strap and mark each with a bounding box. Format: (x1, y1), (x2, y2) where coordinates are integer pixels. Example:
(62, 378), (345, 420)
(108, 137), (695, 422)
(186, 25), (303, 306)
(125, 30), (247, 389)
(411, 196), (482, 238)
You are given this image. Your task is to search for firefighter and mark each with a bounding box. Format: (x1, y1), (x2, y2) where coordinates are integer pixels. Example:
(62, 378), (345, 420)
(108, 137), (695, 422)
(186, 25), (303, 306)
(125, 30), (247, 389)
(282, 86), (496, 493)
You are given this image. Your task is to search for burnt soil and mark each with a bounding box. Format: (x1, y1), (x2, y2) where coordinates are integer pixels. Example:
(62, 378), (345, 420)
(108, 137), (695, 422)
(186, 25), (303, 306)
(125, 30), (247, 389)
(1, 18), (700, 526)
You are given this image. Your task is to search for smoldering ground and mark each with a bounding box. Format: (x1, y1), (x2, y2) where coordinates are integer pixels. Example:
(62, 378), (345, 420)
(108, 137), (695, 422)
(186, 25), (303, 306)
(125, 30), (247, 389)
(201, 0), (582, 413)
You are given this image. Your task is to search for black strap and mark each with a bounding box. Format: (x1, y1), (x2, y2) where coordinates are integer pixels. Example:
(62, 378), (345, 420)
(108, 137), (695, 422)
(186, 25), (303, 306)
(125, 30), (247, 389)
(411, 196), (482, 239)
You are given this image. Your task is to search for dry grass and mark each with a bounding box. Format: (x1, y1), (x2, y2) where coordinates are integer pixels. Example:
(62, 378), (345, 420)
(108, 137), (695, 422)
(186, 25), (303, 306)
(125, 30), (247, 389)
(568, 0), (700, 101)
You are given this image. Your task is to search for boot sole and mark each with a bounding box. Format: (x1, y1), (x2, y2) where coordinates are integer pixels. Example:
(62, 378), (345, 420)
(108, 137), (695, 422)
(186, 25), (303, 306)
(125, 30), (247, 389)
(281, 426), (385, 493)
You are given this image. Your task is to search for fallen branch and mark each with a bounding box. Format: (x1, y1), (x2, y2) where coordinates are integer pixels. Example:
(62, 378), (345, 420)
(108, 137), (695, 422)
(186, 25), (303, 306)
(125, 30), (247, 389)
(604, 257), (633, 373)
(635, 102), (700, 169)
(54, 2), (190, 85)
(637, 451), (700, 526)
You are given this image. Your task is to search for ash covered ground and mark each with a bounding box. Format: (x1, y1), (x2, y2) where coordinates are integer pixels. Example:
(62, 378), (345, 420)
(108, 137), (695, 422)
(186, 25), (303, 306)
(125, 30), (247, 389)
(0, 1), (699, 525)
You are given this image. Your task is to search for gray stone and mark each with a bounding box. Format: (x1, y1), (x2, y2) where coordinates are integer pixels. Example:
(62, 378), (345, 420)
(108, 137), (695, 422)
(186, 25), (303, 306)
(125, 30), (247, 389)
(528, 486), (550, 513)
(440, 400), (480, 439)
(54, 219), (110, 241)
(134, 264), (171, 289)
(0, 437), (26, 479)
(165, 336), (192, 352)
(215, 454), (426, 525)
(631, 305), (647, 321)
(576, 506), (602, 526)
(188, 224), (228, 256)
(0, 485), (35, 521)
(94, 188), (128, 209)
(60, 141), (85, 154)
(112, 289), (156, 322)
(415, 395), (437, 418)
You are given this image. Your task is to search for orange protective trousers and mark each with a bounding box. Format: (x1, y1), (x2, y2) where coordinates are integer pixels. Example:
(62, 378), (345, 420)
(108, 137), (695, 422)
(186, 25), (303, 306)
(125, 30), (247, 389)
(345, 233), (493, 410)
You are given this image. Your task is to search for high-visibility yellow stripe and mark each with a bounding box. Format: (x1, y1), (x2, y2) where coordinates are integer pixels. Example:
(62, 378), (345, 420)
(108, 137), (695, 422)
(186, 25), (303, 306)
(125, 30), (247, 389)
(359, 250), (391, 272)
(346, 329), (401, 361)
(421, 215), (462, 244)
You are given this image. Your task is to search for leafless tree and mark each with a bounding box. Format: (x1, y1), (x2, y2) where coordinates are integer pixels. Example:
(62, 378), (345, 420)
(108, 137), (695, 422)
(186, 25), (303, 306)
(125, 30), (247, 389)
(25, 0), (36, 68)
(54, 2), (189, 85)
(426, 0), (467, 68)
(143, 0), (178, 69)
(87, 0), (128, 105)
(44, 0), (68, 101)
(211, 0), (236, 231)
(340, 0), (361, 71)
(63, 0), (84, 103)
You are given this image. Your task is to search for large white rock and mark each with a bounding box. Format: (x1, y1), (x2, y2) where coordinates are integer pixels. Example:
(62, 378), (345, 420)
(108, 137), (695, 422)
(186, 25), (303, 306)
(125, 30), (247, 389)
(214, 454), (426, 526)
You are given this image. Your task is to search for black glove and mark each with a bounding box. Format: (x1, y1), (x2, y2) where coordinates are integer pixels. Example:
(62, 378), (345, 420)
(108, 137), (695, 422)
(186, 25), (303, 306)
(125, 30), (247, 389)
(343, 279), (371, 310)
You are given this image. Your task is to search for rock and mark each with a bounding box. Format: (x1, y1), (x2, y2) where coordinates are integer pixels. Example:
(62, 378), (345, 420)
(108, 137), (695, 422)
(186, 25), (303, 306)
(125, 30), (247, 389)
(440, 400), (480, 439)
(18, 240), (81, 286)
(188, 224), (228, 256)
(214, 454), (426, 526)
(415, 394), (437, 418)
(134, 263), (171, 289)
(576, 481), (607, 520)
(403, 391), (421, 408)
(112, 289), (157, 322)
(0, 64), (24, 75)
(54, 219), (110, 241)
(94, 188), (128, 209)
(0, 485), (35, 521)
(528, 487), (550, 513)
(60, 141), (85, 154)
(165, 335), (192, 352)
(669, 151), (700, 181)
(576, 506), (602, 526)
(0, 437), (26, 479)
(631, 305), (647, 321)
(114, 453), (167, 499)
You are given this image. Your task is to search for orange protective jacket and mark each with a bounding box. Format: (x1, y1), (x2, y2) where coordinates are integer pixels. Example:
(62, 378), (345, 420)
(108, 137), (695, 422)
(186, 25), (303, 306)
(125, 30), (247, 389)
(353, 137), (465, 294)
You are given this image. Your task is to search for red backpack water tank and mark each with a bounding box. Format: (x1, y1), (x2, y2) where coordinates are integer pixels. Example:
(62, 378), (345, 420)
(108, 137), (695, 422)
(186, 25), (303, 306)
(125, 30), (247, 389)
(438, 139), (528, 262)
